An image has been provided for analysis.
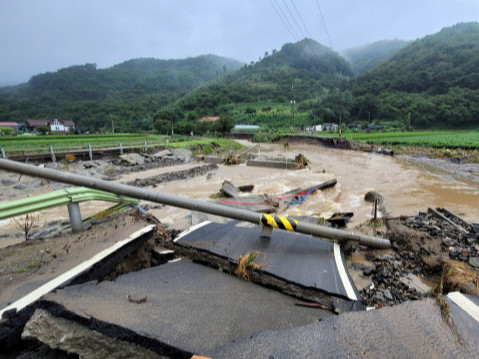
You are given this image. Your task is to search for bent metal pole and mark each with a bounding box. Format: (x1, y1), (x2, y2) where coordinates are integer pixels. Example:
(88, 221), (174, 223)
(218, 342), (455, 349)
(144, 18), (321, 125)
(0, 159), (391, 249)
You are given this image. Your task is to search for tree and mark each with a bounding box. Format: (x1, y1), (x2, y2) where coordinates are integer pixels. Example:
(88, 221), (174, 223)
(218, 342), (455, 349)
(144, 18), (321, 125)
(36, 125), (50, 135)
(0, 127), (14, 136)
(215, 113), (235, 135)
(153, 109), (182, 135)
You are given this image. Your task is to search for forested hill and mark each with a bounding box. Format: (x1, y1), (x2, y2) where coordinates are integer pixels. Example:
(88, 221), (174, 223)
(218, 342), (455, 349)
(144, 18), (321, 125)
(0, 55), (243, 131)
(352, 22), (479, 128)
(177, 38), (354, 114)
(342, 39), (410, 74)
(1, 23), (479, 133)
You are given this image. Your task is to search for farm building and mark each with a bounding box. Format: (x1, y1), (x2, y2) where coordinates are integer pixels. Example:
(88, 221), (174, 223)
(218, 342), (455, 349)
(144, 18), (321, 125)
(0, 122), (19, 131)
(199, 116), (219, 123)
(26, 119), (75, 133)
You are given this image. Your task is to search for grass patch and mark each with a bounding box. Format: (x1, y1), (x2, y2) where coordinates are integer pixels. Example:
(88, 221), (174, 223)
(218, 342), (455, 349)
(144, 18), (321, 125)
(317, 130), (479, 150)
(235, 250), (265, 281)
(431, 261), (479, 345)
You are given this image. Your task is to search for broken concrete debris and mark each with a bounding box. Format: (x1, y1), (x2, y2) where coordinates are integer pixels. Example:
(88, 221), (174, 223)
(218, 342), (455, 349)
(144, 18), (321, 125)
(326, 212), (354, 228)
(214, 179), (337, 214)
(246, 153), (310, 170)
(127, 163), (218, 187)
(359, 207), (479, 308)
(22, 309), (162, 359)
(220, 181), (240, 198)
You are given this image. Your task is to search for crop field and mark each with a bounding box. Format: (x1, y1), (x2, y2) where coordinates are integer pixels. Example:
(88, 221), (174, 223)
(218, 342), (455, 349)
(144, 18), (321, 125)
(0, 133), (165, 153)
(0, 133), (243, 156)
(335, 131), (479, 149)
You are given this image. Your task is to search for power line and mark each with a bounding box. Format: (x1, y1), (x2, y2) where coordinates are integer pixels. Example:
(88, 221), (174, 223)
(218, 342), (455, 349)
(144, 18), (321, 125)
(269, 0), (300, 40)
(290, 0), (313, 39)
(281, 0), (306, 39)
(314, 0), (333, 49)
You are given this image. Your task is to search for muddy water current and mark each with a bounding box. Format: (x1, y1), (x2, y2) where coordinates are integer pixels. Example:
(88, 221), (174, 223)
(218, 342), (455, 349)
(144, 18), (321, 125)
(1, 141), (478, 249)
(150, 141), (479, 230)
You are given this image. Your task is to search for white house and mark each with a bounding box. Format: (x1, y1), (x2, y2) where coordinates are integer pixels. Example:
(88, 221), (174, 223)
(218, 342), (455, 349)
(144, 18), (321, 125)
(48, 119), (75, 133)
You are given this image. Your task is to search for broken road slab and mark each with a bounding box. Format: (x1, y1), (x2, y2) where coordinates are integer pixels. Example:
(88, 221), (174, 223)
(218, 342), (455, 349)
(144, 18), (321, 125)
(40, 260), (333, 357)
(174, 220), (362, 304)
(206, 297), (479, 358)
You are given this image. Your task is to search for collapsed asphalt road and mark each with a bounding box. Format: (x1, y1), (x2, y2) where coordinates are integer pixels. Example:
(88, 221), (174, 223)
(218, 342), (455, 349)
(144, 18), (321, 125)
(1, 141), (479, 357)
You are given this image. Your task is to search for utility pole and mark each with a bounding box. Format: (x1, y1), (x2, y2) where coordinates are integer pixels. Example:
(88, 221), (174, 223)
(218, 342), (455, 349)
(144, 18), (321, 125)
(111, 117), (115, 134)
(338, 73), (342, 137)
(291, 82), (295, 130)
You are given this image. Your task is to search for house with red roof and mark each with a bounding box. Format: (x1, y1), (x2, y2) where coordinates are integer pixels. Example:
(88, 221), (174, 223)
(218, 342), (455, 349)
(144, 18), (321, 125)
(0, 122), (19, 131)
(199, 116), (219, 122)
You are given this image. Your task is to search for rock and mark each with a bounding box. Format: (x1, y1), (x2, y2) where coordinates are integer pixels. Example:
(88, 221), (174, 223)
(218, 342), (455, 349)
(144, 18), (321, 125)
(170, 148), (192, 162)
(449, 247), (461, 259)
(152, 149), (172, 159)
(469, 257), (479, 268)
(442, 237), (456, 247)
(1, 179), (15, 186)
(472, 223), (479, 234)
(119, 153), (145, 166)
(363, 266), (375, 276)
(383, 289), (394, 301)
(13, 184), (27, 190)
(466, 237), (477, 245)
(399, 273), (431, 295)
(392, 261), (402, 271)
(22, 309), (159, 359)
(378, 267), (389, 280)
(373, 291), (385, 302)
(364, 191), (384, 204)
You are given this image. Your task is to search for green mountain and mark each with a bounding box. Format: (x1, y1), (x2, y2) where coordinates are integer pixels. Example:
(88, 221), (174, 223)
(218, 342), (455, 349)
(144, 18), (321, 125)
(0, 55), (243, 131)
(351, 22), (479, 128)
(342, 39), (410, 74)
(174, 38), (354, 127)
(2, 23), (479, 133)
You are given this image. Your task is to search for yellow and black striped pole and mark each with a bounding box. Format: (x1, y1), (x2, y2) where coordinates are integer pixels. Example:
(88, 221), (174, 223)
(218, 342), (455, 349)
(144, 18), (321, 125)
(260, 213), (297, 232)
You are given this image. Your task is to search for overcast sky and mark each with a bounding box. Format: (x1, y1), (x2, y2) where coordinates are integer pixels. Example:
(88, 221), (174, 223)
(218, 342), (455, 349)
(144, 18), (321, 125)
(1, 0), (478, 86)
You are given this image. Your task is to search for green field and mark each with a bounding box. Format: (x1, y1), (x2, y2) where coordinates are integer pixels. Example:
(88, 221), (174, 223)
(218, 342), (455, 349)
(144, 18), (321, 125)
(0, 133), (243, 156)
(321, 130), (479, 149)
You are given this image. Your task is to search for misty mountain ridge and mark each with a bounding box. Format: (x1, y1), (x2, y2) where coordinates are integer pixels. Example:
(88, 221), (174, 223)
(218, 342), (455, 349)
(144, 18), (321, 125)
(27, 55), (244, 95)
(342, 39), (411, 74)
(352, 22), (479, 128)
(1, 22), (478, 130)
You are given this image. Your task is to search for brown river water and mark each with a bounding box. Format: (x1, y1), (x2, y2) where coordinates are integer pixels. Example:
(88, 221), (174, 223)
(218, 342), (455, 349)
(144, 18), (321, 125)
(1, 140), (478, 248)
(148, 141), (479, 230)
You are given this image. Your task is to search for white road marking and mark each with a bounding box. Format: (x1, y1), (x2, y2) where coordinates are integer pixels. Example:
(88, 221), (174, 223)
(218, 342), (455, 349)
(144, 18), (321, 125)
(173, 221), (211, 243)
(334, 243), (358, 301)
(447, 291), (479, 323)
(0, 225), (155, 318)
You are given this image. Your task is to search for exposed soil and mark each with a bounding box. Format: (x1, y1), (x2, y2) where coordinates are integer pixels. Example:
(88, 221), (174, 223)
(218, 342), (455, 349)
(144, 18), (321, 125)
(398, 154), (479, 183)
(0, 212), (156, 310)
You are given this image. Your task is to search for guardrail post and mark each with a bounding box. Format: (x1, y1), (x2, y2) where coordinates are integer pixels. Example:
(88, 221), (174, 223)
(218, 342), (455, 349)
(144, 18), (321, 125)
(1, 148), (6, 159)
(88, 144), (93, 161)
(67, 202), (84, 232)
(119, 142), (123, 155)
(50, 146), (56, 163)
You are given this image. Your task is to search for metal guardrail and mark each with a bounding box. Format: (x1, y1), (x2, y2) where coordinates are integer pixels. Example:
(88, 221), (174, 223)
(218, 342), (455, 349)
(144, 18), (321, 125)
(0, 187), (140, 220)
(0, 159), (391, 249)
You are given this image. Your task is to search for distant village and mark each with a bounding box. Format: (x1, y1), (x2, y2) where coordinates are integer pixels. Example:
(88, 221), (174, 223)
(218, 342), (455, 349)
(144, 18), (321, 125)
(0, 119), (76, 134)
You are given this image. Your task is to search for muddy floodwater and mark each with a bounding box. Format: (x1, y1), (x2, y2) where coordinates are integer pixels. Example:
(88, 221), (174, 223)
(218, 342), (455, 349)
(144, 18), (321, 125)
(1, 140), (478, 248)
(149, 141), (479, 229)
